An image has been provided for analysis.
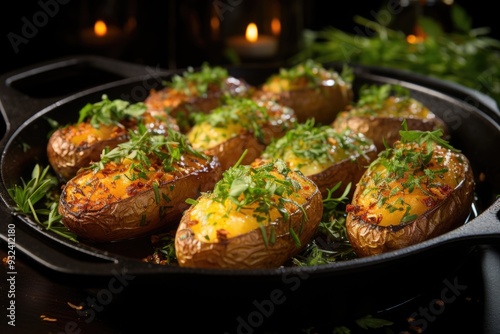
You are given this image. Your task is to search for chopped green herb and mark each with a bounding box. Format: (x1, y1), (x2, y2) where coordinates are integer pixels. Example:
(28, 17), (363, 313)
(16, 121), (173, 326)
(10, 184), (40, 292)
(77, 94), (147, 128)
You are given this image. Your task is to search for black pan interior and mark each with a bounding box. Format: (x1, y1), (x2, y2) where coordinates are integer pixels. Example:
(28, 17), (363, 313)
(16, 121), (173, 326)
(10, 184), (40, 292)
(1, 64), (499, 331)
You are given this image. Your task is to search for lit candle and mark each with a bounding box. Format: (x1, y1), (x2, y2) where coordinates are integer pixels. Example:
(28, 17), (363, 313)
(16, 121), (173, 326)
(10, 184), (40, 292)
(226, 23), (278, 58)
(80, 20), (124, 47)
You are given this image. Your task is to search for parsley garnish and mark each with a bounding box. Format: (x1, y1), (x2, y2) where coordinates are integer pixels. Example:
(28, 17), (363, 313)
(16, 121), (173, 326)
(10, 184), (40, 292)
(262, 118), (373, 166)
(77, 94), (147, 128)
(211, 159), (306, 247)
(92, 125), (207, 178)
(191, 97), (270, 144)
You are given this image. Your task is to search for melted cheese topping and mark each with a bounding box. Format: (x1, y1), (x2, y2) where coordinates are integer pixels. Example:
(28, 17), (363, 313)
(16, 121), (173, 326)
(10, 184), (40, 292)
(187, 122), (244, 150)
(67, 123), (123, 146)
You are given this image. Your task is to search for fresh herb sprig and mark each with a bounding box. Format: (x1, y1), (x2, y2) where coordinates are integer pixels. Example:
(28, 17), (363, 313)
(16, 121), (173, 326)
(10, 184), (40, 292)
(7, 164), (77, 242)
(293, 5), (500, 105)
(77, 94), (147, 128)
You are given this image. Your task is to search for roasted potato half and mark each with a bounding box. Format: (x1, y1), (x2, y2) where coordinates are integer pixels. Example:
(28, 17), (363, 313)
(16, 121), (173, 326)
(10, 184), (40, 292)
(332, 84), (448, 151)
(47, 95), (178, 181)
(186, 97), (296, 171)
(59, 128), (222, 243)
(253, 119), (377, 198)
(253, 59), (353, 124)
(345, 126), (475, 257)
(175, 159), (323, 269)
(145, 63), (252, 132)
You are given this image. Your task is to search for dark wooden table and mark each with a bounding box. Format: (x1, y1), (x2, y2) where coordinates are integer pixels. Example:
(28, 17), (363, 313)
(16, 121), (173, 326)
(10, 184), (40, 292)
(1, 235), (492, 334)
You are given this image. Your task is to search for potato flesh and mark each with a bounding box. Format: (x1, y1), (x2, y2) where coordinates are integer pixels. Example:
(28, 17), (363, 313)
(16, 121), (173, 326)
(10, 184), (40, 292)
(279, 142), (353, 176)
(352, 96), (432, 118)
(352, 143), (466, 227)
(67, 123), (123, 146)
(188, 172), (312, 243)
(188, 122), (244, 151)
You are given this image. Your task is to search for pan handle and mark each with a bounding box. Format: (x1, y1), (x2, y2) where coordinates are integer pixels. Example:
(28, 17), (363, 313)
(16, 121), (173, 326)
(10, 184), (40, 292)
(480, 244), (500, 334)
(0, 55), (155, 140)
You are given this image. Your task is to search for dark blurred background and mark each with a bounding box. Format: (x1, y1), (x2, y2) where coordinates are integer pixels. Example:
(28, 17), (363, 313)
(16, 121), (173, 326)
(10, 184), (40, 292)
(1, 0), (498, 75)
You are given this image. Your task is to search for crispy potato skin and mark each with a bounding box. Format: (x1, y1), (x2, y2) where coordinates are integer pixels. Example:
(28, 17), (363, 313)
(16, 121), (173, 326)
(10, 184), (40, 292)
(255, 83), (353, 125)
(175, 170), (323, 269)
(345, 144), (475, 257)
(59, 155), (222, 243)
(47, 123), (129, 181)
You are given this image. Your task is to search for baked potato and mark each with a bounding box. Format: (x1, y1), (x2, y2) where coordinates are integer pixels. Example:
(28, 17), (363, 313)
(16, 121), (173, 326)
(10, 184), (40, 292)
(253, 119), (377, 198)
(175, 159), (323, 269)
(145, 63), (252, 132)
(186, 97), (296, 171)
(332, 84), (448, 151)
(345, 125), (475, 257)
(253, 59), (353, 124)
(58, 127), (222, 243)
(47, 94), (179, 181)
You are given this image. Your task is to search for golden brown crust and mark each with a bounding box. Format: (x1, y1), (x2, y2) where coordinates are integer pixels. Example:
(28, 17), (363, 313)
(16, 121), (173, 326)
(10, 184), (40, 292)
(59, 155), (222, 243)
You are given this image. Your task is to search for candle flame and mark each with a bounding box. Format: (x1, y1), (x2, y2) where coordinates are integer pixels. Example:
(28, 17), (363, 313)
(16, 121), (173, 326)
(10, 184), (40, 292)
(271, 18), (281, 36)
(94, 20), (108, 37)
(245, 23), (258, 43)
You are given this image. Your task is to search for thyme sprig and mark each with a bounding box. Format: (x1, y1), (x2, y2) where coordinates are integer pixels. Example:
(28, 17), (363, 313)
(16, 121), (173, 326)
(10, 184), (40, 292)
(77, 94), (147, 128)
(7, 164), (78, 242)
